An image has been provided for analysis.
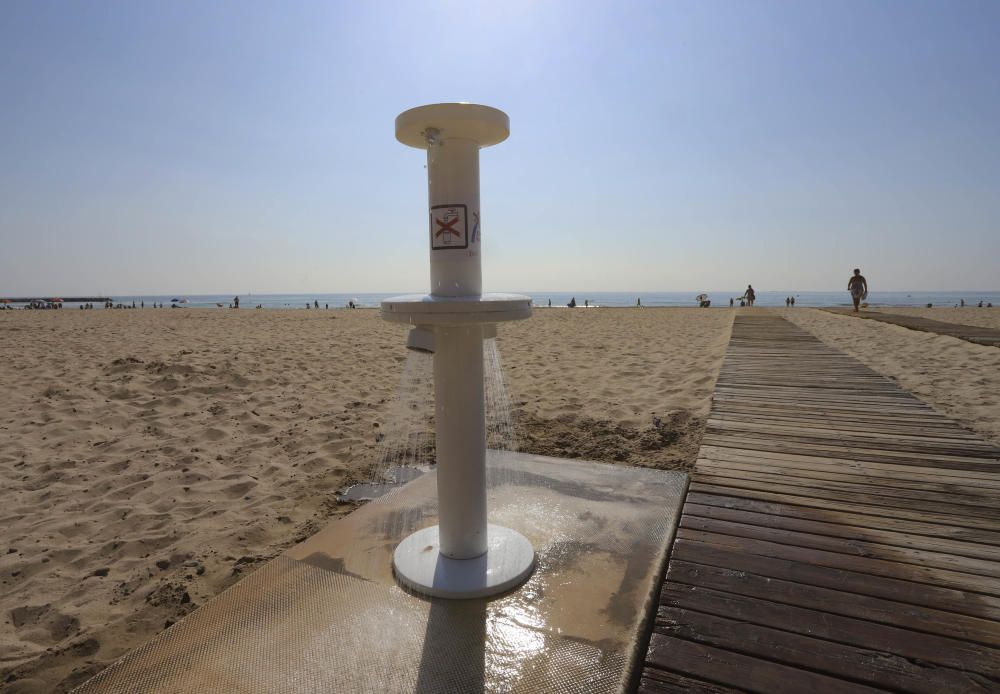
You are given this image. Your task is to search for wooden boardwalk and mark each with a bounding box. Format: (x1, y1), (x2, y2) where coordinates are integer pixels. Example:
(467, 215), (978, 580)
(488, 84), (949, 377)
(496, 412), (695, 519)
(639, 313), (1000, 693)
(823, 308), (1000, 347)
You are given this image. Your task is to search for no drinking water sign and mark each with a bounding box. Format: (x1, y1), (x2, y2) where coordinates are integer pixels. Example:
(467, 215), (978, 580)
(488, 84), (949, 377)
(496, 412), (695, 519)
(430, 204), (468, 250)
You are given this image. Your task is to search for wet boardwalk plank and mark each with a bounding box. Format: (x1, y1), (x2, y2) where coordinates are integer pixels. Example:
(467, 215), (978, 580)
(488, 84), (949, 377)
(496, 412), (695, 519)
(823, 308), (1000, 347)
(638, 313), (1000, 693)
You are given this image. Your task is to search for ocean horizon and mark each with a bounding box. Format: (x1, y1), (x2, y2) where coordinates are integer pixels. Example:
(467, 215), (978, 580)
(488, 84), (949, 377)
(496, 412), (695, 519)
(10, 290), (999, 310)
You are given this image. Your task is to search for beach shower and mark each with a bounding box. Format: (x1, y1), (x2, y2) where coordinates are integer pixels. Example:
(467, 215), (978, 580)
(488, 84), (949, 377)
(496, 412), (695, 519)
(381, 103), (535, 599)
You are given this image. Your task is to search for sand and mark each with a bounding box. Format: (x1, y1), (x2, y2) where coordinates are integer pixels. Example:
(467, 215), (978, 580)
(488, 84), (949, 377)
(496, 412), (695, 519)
(502, 308), (733, 468)
(0, 307), (732, 692)
(782, 308), (1000, 444)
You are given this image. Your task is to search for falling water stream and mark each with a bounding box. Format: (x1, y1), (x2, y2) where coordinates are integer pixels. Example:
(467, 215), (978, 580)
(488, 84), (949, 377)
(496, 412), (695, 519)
(339, 337), (519, 502)
(484, 339), (519, 452)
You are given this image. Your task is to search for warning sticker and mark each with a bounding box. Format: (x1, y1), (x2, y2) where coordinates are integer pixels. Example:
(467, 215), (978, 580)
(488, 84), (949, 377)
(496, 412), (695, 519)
(430, 204), (468, 250)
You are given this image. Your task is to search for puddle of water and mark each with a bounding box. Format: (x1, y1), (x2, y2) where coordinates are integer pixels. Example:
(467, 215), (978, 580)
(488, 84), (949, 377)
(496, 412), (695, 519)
(339, 465), (431, 502)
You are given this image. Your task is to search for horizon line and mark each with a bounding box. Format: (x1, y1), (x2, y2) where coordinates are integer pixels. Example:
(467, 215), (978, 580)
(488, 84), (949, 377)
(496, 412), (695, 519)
(4, 288), (1000, 298)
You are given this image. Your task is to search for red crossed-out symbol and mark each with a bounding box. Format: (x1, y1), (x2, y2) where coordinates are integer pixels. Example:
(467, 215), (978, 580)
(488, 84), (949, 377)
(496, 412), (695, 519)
(434, 215), (461, 239)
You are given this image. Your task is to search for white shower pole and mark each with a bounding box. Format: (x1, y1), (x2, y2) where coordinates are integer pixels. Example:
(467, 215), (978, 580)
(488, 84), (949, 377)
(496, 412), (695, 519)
(382, 103), (535, 599)
(433, 324), (487, 558)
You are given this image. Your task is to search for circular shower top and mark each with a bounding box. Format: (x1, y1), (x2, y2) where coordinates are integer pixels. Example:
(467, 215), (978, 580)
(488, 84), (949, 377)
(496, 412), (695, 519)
(395, 103), (510, 149)
(381, 293), (531, 326)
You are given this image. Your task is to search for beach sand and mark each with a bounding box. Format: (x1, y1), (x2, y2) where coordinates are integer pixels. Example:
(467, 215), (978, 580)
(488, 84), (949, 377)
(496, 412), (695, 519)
(0, 307), (732, 692)
(782, 308), (1000, 444)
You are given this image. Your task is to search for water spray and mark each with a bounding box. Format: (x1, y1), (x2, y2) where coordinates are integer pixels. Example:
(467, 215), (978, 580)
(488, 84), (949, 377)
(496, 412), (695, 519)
(381, 103), (534, 599)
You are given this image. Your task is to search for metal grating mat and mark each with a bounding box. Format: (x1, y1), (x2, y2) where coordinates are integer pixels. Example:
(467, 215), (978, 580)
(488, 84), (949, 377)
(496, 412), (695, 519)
(75, 453), (686, 693)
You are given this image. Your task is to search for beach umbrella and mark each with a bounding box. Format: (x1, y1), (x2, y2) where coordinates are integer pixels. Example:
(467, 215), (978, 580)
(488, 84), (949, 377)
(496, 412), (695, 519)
(695, 293), (708, 302)
(51, 298), (64, 302)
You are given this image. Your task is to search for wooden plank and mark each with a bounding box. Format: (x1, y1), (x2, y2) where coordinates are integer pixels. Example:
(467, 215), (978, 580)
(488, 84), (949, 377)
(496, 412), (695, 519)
(676, 528), (1000, 597)
(645, 633), (881, 694)
(711, 389), (927, 407)
(690, 481), (1000, 531)
(709, 398), (973, 422)
(682, 502), (1000, 562)
(696, 458), (1000, 494)
(693, 468), (1000, 513)
(638, 668), (745, 694)
(659, 585), (1000, 681)
(667, 560), (1000, 648)
(710, 412), (983, 441)
(707, 417), (1000, 449)
(678, 515), (1000, 578)
(669, 539), (1000, 620)
(698, 438), (1000, 471)
(686, 492), (1000, 545)
(703, 429), (1000, 461)
(697, 445), (1000, 485)
(708, 403), (959, 427)
(656, 605), (995, 692)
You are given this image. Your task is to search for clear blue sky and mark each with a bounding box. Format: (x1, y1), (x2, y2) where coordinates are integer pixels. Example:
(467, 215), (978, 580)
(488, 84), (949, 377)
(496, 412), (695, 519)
(2, 0), (998, 295)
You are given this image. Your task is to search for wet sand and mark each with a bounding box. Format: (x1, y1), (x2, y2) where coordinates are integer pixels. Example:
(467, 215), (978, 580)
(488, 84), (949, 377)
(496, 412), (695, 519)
(0, 307), (732, 691)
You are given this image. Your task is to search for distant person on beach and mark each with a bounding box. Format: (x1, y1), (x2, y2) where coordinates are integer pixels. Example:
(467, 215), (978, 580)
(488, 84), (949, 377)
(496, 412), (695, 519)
(584, 299), (589, 307)
(847, 268), (868, 312)
(234, 296), (240, 308)
(547, 299), (551, 307)
(791, 296), (795, 307)
(744, 285), (756, 307)
(637, 298), (641, 307)
(568, 297), (577, 308)
(729, 298), (734, 308)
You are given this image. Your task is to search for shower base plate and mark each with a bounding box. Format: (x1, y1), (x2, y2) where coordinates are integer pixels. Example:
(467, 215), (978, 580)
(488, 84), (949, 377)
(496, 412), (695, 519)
(76, 452), (687, 693)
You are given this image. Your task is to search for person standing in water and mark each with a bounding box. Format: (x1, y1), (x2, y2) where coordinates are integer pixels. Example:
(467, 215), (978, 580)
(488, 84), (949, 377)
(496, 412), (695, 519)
(847, 268), (868, 312)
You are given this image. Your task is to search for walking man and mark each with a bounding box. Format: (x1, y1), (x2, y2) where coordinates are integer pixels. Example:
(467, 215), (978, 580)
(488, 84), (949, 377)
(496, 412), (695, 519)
(847, 268), (868, 312)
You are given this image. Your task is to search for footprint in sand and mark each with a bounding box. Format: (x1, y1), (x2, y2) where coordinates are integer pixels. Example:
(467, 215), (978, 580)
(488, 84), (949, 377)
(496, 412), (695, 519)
(224, 480), (257, 498)
(202, 428), (227, 442)
(9, 604), (80, 646)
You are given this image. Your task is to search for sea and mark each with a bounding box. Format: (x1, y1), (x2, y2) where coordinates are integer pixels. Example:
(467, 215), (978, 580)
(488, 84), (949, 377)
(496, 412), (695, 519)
(38, 290), (1000, 309)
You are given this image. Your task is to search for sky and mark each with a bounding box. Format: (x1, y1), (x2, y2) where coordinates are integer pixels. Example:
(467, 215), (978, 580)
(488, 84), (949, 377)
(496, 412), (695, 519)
(1, 0), (998, 295)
